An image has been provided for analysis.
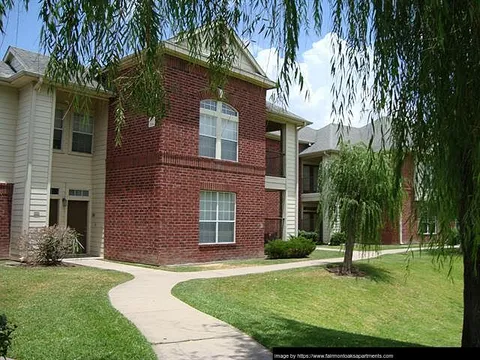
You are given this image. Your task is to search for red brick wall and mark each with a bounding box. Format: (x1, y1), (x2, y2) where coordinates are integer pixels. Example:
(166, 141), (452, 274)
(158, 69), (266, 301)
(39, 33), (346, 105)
(105, 56), (266, 265)
(380, 155), (419, 244)
(266, 138), (282, 176)
(0, 183), (13, 259)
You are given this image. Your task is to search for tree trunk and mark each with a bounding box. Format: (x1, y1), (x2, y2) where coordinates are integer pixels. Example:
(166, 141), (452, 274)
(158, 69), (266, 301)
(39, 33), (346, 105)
(459, 154), (480, 347)
(342, 231), (355, 274)
(462, 244), (480, 347)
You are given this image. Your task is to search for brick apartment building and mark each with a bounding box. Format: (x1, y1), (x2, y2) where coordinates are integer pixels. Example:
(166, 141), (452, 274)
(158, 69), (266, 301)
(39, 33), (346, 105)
(0, 32), (309, 264)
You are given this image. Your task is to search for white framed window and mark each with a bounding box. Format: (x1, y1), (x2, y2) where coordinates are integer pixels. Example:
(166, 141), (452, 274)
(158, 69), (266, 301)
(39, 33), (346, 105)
(418, 215), (437, 235)
(199, 191), (236, 244)
(53, 109), (64, 150)
(199, 100), (238, 161)
(72, 113), (94, 154)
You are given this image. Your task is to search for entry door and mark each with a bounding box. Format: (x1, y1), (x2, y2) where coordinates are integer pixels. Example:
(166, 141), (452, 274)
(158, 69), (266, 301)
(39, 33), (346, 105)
(67, 201), (88, 253)
(49, 199), (59, 226)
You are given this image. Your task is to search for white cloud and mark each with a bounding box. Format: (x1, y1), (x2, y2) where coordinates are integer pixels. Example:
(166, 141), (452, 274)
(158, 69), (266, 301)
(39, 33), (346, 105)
(254, 33), (371, 129)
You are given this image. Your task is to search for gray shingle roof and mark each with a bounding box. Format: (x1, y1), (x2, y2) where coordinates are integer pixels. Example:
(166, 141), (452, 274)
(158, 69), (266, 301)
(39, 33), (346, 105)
(8, 47), (49, 74)
(299, 118), (392, 156)
(266, 102), (310, 124)
(0, 61), (15, 77)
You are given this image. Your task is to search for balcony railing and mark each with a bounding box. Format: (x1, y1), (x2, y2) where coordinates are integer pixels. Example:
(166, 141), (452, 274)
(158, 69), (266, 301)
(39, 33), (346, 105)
(266, 150), (285, 177)
(264, 217), (284, 243)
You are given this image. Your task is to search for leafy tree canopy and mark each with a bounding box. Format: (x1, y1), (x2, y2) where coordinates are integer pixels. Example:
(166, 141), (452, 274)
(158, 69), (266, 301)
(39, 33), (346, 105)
(1, 0), (480, 346)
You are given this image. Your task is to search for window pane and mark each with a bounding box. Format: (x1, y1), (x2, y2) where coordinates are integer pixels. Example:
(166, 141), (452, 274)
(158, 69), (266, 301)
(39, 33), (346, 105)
(221, 103), (238, 116)
(200, 191), (217, 221)
(221, 119), (237, 141)
(218, 222), (234, 243)
(54, 109), (64, 129)
(53, 129), (62, 150)
(218, 192), (235, 220)
(73, 113), (93, 133)
(200, 100), (217, 111)
(199, 136), (216, 158)
(199, 222), (216, 243)
(199, 114), (217, 136)
(72, 133), (93, 153)
(221, 139), (237, 161)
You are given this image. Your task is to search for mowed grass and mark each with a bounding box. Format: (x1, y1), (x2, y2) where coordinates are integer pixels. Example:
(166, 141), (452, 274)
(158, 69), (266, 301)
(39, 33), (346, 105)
(0, 263), (156, 360)
(317, 244), (420, 251)
(111, 249), (343, 272)
(173, 253), (463, 348)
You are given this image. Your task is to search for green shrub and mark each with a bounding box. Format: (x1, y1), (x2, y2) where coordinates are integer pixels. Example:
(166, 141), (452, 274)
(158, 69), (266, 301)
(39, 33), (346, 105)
(20, 225), (82, 265)
(329, 232), (346, 246)
(0, 314), (16, 359)
(447, 228), (460, 246)
(298, 230), (319, 243)
(265, 236), (316, 259)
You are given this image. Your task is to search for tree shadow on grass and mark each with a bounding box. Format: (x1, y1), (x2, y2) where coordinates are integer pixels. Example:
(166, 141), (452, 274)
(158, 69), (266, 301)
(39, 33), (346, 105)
(249, 315), (424, 349)
(354, 263), (394, 284)
(324, 262), (394, 284)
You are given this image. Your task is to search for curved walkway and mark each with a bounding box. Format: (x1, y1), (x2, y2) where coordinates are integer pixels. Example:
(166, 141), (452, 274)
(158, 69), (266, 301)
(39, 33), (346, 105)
(66, 248), (414, 359)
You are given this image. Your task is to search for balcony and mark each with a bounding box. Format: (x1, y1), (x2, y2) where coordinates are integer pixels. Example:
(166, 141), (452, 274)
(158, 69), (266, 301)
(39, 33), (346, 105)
(264, 217), (284, 243)
(266, 149), (285, 177)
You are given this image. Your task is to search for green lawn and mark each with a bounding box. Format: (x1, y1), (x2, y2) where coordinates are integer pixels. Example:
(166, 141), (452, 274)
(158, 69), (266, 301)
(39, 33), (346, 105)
(173, 252), (463, 348)
(111, 249), (343, 272)
(0, 263), (156, 360)
(318, 244), (420, 251)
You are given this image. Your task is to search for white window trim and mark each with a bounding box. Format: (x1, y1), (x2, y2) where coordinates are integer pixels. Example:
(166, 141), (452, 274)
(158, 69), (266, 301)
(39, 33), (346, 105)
(71, 113), (94, 155)
(53, 109), (66, 151)
(199, 191), (236, 244)
(419, 216), (438, 235)
(199, 100), (238, 162)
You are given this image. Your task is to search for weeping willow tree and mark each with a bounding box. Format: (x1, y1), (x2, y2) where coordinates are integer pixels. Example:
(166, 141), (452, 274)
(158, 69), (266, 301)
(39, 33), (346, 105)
(0, 0), (479, 347)
(319, 143), (401, 274)
(330, 1), (480, 347)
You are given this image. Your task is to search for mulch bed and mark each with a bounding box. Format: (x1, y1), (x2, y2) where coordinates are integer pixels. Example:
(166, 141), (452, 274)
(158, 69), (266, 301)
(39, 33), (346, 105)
(326, 264), (367, 277)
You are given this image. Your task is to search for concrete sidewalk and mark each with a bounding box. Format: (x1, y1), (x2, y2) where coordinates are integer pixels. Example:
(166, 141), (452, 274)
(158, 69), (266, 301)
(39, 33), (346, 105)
(65, 248), (414, 359)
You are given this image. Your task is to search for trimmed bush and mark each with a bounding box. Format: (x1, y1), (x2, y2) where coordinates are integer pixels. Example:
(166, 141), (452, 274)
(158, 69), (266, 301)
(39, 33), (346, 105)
(298, 230), (319, 243)
(265, 236), (316, 259)
(329, 232), (346, 246)
(20, 225), (82, 265)
(0, 314), (16, 359)
(447, 228), (460, 246)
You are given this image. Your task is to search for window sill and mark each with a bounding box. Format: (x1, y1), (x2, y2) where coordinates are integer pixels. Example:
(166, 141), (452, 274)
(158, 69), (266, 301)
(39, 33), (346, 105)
(199, 243), (236, 249)
(199, 155), (238, 164)
(69, 151), (94, 158)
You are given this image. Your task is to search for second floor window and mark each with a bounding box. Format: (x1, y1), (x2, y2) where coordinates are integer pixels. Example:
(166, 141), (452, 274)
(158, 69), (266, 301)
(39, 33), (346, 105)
(303, 164), (319, 193)
(53, 109), (64, 150)
(72, 113), (93, 154)
(199, 100), (238, 161)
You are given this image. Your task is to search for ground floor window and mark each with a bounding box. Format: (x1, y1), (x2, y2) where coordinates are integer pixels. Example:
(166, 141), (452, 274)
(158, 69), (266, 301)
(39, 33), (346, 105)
(418, 214), (437, 235)
(199, 191), (236, 244)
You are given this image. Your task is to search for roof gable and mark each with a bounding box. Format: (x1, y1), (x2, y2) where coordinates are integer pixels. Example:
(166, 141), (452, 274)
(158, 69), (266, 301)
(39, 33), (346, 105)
(169, 26), (268, 78)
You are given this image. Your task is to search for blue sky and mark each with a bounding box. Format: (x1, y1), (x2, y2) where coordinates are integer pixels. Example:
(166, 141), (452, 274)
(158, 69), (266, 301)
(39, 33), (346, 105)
(0, 1), (367, 129)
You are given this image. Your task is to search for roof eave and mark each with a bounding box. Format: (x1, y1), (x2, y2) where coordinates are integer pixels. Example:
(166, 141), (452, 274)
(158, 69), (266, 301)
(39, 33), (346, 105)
(119, 42), (277, 90)
(267, 110), (311, 127)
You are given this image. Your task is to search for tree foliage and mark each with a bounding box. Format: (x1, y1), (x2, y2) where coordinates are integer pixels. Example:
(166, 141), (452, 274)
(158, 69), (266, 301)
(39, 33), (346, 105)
(330, 1), (480, 346)
(0, 0), (479, 347)
(0, 0), (322, 143)
(320, 143), (401, 273)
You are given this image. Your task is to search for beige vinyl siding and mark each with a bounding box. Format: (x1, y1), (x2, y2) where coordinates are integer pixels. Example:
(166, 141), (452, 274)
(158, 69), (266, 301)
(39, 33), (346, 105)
(265, 176), (286, 190)
(50, 98), (108, 256)
(284, 122), (298, 237)
(9, 84), (33, 257)
(90, 101), (108, 256)
(0, 86), (18, 183)
(28, 87), (54, 228)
